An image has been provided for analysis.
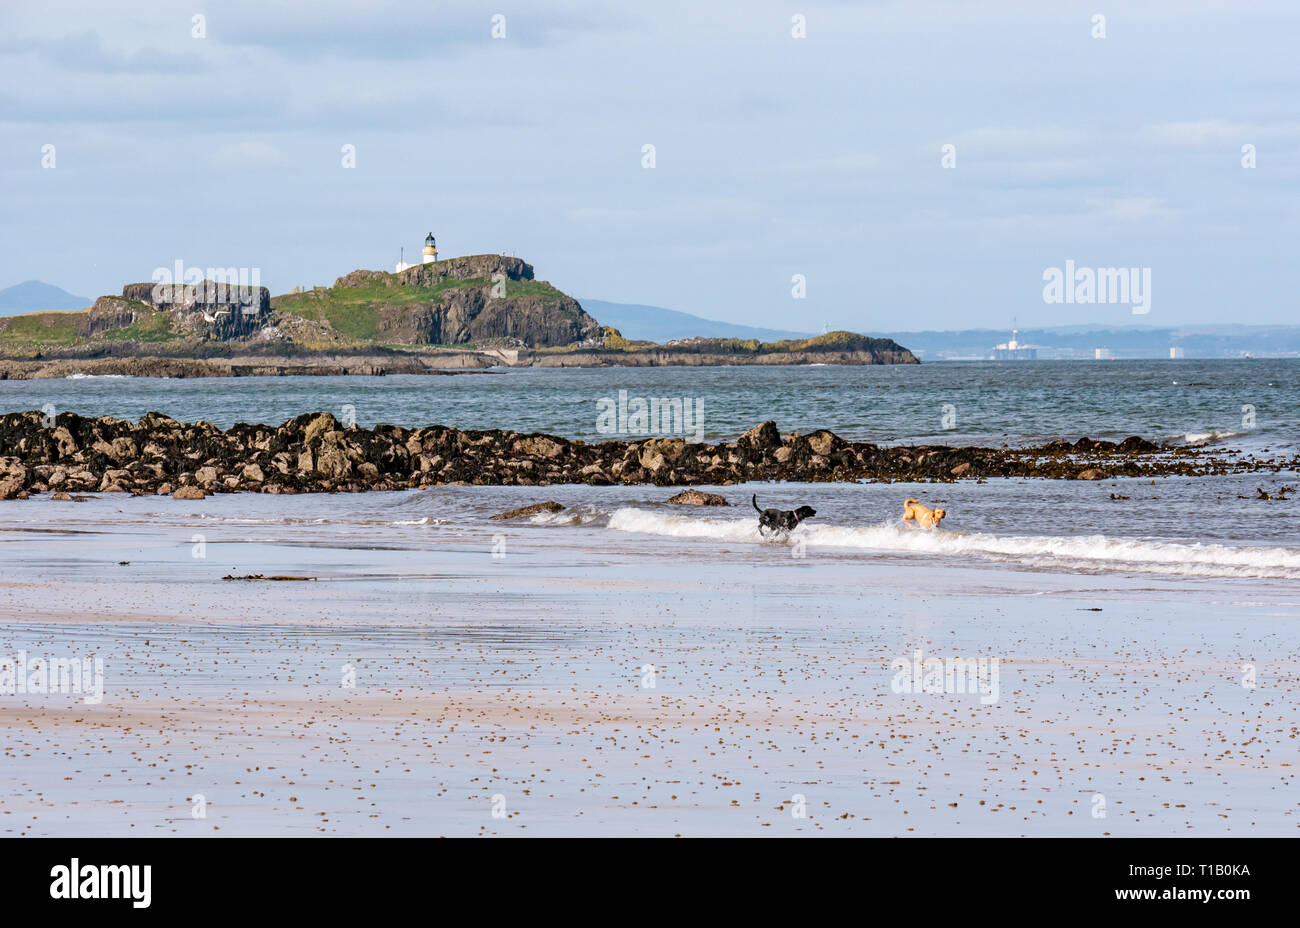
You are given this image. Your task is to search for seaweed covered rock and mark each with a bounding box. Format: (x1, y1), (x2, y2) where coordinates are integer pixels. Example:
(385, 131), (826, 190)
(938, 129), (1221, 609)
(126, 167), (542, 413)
(0, 411), (1250, 499)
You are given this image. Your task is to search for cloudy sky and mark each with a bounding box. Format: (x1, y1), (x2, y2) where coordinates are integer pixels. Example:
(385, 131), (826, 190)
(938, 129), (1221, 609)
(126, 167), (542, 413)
(2, 0), (1297, 331)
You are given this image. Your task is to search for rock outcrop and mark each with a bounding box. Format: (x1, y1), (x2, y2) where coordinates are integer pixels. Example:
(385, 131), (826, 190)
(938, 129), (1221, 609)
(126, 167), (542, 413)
(86, 279), (271, 341)
(491, 501), (565, 520)
(0, 413), (1276, 499)
(666, 490), (729, 506)
(0, 355), (483, 380)
(283, 256), (601, 349)
(532, 345), (917, 367)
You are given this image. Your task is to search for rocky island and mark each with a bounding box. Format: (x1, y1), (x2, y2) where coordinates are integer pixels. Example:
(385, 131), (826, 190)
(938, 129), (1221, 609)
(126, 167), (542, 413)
(0, 255), (917, 378)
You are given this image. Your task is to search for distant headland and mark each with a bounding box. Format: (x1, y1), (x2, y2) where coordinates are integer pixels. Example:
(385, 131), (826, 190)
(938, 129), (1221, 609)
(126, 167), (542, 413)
(0, 246), (916, 378)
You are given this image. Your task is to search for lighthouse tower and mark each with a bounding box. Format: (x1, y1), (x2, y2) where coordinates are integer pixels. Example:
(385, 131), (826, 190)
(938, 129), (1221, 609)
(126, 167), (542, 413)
(396, 233), (440, 272)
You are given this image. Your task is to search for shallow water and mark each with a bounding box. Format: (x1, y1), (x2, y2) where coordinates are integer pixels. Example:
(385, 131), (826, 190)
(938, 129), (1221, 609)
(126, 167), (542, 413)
(12, 471), (1295, 578)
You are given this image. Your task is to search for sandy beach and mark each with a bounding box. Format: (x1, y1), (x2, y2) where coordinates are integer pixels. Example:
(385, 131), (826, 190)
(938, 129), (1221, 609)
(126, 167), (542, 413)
(2, 477), (1296, 836)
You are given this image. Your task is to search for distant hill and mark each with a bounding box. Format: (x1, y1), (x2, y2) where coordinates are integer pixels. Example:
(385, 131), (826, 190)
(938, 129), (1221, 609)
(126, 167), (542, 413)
(0, 281), (91, 316)
(580, 299), (811, 343)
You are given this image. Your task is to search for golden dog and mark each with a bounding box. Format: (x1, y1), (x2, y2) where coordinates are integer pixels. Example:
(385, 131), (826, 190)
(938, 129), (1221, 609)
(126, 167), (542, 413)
(902, 498), (946, 528)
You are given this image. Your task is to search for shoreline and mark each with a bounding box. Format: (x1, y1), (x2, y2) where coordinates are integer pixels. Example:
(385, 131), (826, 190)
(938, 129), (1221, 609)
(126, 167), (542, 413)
(1, 410), (1293, 499)
(0, 347), (916, 380)
(0, 355), (489, 380)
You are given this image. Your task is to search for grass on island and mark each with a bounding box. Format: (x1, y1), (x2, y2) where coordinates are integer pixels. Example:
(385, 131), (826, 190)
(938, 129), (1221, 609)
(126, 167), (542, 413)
(271, 276), (572, 343)
(0, 311), (85, 345)
(571, 328), (892, 355)
(764, 331), (890, 352)
(100, 309), (177, 343)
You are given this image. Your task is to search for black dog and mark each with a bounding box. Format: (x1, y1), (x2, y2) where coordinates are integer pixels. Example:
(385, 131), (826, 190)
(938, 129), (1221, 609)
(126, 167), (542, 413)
(752, 494), (816, 537)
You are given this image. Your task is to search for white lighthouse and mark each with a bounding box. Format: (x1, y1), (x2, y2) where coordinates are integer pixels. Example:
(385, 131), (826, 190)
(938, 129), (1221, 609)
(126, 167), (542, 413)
(396, 233), (439, 272)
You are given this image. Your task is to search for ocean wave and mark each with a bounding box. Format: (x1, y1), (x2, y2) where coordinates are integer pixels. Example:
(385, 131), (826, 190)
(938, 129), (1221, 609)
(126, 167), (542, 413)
(64, 373), (129, 380)
(1177, 430), (1246, 446)
(604, 508), (1300, 579)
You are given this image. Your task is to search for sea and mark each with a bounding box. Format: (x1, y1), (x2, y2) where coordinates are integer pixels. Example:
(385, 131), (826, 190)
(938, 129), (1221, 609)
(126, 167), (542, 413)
(4, 358), (1293, 450)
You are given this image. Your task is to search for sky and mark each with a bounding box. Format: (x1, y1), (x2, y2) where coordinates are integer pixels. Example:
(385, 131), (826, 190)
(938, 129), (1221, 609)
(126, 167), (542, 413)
(1, 0), (1297, 332)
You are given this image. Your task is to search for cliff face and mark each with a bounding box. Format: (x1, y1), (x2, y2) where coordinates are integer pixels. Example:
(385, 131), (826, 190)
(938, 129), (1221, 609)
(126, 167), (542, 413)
(280, 255), (603, 349)
(434, 289), (598, 347)
(86, 280), (272, 340)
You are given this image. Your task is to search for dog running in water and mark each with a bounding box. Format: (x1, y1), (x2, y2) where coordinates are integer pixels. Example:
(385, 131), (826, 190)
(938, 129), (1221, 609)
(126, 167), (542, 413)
(902, 498), (946, 528)
(752, 494), (816, 538)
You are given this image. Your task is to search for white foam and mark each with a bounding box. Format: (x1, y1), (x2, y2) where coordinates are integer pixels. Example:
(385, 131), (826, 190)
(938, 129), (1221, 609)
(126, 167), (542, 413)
(1179, 430), (1245, 446)
(604, 508), (1300, 579)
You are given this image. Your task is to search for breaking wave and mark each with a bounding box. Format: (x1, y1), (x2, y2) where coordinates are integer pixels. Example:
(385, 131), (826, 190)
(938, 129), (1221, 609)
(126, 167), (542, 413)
(604, 508), (1300, 579)
(1177, 430), (1247, 446)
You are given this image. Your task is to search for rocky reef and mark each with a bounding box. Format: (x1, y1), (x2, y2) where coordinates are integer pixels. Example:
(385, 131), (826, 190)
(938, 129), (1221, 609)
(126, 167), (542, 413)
(518, 330), (917, 367)
(0, 412), (1289, 499)
(0, 354), (483, 380)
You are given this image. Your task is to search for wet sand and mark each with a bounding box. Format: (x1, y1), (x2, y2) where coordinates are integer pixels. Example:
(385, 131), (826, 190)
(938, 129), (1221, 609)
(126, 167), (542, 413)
(1, 488), (1297, 836)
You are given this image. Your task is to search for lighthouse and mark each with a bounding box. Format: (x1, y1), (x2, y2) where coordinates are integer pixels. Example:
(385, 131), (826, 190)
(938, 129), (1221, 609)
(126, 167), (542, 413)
(396, 233), (440, 272)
